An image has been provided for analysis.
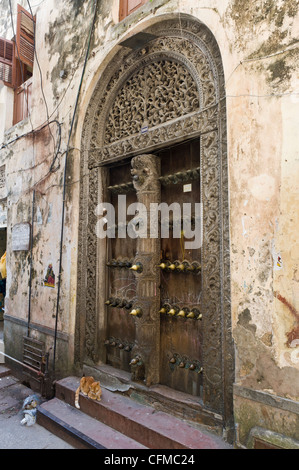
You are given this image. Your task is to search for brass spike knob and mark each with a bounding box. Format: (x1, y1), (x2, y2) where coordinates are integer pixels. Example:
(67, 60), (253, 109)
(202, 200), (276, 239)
(124, 345), (131, 352)
(169, 263), (176, 271)
(189, 364), (196, 371)
(129, 263), (143, 273)
(190, 308), (201, 319)
(168, 306), (179, 316)
(186, 311), (196, 319)
(177, 309), (186, 318)
(176, 264), (185, 272)
(168, 308), (177, 316)
(169, 357), (176, 364)
(177, 261), (189, 272)
(187, 261), (201, 273)
(110, 341), (116, 347)
(104, 340), (110, 346)
(105, 299), (112, 305)
(198, 367), (203, 374)
(130, 308), (142, 317)
(118, 344), (124, 349)
(130, 357), (140, 366)
(159, 262), (167, 270)
(130, 358), (139, 366)
(159, 307), (167, 314)
(179, 362), (186, 368)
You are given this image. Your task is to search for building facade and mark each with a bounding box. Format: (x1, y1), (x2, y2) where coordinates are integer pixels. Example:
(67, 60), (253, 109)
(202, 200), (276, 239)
(0, 0), (299, 449)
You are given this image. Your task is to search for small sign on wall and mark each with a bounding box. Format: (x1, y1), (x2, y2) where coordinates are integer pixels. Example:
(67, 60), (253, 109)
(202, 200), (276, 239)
(12, 223), (31, 251)
(44, 264), (55, 288)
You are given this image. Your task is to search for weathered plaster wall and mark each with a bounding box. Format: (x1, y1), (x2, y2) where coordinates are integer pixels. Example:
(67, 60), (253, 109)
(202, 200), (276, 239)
(0, 0), (298, 444)
(223, 0), (299, 396)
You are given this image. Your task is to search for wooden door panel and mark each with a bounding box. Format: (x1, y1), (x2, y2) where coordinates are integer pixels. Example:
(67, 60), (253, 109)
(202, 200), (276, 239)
(104, 141), (202, 395)
(105, 161), (137, 371)
(158, 139), (203, 396)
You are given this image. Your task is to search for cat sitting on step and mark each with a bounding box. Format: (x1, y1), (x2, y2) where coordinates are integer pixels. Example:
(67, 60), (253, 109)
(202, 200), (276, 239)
(75, 376), (102, 409)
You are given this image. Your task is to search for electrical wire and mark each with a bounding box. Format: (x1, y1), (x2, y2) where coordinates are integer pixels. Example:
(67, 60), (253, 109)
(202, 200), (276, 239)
(0, 119), (61, 158)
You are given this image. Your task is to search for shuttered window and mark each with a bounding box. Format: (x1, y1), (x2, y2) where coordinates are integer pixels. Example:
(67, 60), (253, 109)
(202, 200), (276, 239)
(0, 38), (14, 87)
(119, 0), (148, 21)
(0, 4), (35, 90)
(13, 76), (32, 125)
(16, 3), (35, 69)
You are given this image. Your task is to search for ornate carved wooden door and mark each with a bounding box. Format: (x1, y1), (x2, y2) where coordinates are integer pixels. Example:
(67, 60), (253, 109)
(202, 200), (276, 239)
(79, 17), (234, 434)
(104, 140), (202, 397)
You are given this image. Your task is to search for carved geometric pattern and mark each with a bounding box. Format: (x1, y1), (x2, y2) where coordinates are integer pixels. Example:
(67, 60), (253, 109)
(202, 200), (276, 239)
(89, 106), (218, 169)
(78, 16), (234, 435)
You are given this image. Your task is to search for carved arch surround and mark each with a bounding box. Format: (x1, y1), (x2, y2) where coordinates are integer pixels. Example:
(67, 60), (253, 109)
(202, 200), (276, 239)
(77, 15), (234, 431)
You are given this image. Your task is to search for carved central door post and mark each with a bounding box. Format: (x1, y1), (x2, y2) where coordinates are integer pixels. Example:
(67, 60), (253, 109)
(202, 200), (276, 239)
(129, 154), (161, 386)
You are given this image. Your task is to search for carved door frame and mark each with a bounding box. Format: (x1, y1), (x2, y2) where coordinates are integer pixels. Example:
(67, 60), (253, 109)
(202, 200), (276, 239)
(76, 15), (234, 432)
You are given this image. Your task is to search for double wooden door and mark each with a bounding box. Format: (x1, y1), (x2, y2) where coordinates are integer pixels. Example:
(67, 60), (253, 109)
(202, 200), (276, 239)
(104, 139), (202, 397)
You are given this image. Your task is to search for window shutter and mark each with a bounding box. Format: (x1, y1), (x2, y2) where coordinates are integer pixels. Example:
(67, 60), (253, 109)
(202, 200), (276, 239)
(119, 0), (147, 21)
(0, 38), (14, 87)
(16, 4), (35, 68)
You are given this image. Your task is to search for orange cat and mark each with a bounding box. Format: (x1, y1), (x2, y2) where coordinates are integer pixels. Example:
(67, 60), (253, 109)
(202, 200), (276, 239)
(75, 376), (102, 409)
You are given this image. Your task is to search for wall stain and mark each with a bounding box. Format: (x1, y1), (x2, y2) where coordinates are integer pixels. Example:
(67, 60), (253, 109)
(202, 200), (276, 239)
(226, 0), (299, 91)
(274, 291), (299, 347)
(237, 308), (257, 335)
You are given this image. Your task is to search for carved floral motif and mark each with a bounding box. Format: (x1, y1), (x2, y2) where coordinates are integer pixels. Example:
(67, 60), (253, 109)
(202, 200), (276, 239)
(104, 59), (200, 145)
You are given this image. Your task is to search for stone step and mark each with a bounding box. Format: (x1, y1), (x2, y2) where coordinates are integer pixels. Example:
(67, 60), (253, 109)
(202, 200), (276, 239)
(37, 398), (148, 450)
(54, 376), (231, 449)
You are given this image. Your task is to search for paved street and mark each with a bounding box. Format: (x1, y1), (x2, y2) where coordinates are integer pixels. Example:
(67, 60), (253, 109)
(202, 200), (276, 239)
(0, 367), (74, 449)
